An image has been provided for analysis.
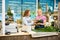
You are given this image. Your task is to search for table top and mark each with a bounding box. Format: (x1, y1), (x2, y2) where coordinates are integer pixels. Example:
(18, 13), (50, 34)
(0, 32), (30, 37)
(0, 32), (58, 37)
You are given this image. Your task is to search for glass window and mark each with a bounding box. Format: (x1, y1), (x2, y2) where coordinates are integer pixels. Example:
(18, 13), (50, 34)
(39, 0), (54, 12)
(4, 0), (60, 35)
(5, 0), (21, 34)
(5, 0), (36, 34)
(22, 0), (36, 20)
(0, 0), (2, 34)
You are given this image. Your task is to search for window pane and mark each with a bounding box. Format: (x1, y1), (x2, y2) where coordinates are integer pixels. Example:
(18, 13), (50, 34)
(39, 0), (54, 12)
(0, 0), (2, 34)
(5, 0), (36, 34)
(22, 0), (36, 20)
(5, 0), (21, 34)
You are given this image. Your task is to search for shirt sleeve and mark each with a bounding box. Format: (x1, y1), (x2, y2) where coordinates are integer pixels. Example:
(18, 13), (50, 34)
(43, 16), (46, 22)
(23, 17), (33, 26)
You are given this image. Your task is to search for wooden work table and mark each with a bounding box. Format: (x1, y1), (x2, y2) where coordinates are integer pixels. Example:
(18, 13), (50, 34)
(0, 31), (58, 37)
(0, 32), (59, 40)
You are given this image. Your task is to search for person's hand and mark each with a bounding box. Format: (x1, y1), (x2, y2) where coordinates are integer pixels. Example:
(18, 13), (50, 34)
(32, 20), (37, 25)
(37, 23), (41, 25)
(33, 22), (36, 25)
(37, 23), (44, 25)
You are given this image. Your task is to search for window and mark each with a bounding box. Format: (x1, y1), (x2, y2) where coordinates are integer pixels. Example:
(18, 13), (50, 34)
(22, 0), (36, 19)
(5, 0), (21, 34)
(0, 0), (60, 35)
(0, 0), (2, 34)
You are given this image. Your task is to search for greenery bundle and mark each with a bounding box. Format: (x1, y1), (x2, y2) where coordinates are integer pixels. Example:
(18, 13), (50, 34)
(7, 7), (13, 16)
